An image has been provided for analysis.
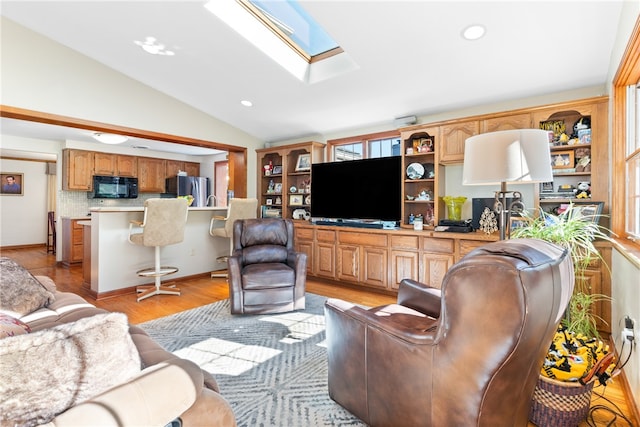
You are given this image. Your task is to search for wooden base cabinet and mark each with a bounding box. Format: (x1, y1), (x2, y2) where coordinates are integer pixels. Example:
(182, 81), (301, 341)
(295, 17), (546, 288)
(295, 223), (496, 293)
(61, 218), (84, 267)
(294, 222), (612, 334)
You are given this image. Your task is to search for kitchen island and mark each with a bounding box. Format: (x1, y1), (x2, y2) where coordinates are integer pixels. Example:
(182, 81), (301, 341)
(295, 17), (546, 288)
(85, 206), (228, 298)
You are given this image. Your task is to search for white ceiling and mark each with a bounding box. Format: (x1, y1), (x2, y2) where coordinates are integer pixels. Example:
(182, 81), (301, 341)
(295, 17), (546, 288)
(0, 1), (625, 153)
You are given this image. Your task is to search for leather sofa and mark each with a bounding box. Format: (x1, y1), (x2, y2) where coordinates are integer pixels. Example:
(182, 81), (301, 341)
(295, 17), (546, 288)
(0, 257), (236, 427)
(228, 218), (306, 314)
(325, 238), (574, 427)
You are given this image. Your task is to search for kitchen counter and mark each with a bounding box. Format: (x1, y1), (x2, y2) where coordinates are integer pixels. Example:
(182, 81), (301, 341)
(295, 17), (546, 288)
(84, 207), (229, 297)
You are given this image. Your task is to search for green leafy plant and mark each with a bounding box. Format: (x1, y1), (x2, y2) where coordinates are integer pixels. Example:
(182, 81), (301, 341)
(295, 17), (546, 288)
(511, 204), (613, 338)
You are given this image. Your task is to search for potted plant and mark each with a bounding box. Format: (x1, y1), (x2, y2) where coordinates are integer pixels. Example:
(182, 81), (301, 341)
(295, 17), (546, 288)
(511, 203), (615, 426)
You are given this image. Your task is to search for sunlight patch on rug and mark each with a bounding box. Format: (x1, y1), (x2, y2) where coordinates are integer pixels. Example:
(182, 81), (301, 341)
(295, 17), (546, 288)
(139, 293), (365, 427)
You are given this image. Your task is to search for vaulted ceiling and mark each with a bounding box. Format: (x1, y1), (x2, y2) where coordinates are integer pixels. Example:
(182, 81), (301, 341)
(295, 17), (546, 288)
(1, 1), (625, 149)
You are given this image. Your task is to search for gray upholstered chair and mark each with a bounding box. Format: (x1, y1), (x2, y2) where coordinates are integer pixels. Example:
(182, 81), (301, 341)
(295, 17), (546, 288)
(128, 198), (189, 302)
(228, 218), (306, 314)
(325, 238), (574, 427)
(209, 198), (258, 277)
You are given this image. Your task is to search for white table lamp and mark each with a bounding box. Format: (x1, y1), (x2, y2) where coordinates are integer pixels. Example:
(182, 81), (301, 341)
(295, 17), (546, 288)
(462, 129), (553, 239)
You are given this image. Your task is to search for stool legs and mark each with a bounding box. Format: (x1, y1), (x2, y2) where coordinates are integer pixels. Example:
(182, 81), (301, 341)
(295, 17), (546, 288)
(136, 246), (181, 302)
(210, 256), (229, 278)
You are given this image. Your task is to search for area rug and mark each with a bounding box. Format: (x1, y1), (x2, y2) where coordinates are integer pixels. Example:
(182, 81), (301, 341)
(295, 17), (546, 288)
(139, 293), (365, 427)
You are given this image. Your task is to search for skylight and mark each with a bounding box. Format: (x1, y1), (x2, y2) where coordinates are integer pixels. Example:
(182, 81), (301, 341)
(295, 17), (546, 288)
(205, 0), (357, 83)
(246, 0), (340, 59)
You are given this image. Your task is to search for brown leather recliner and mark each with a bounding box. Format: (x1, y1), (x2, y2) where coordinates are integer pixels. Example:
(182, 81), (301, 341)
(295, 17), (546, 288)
(228, 218), (306, 314)
(325, 238), (574, 427)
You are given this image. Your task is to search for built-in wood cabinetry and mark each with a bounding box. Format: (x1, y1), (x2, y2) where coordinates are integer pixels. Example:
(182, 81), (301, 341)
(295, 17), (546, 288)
(116, 155), (137, 176)
(439, 120), (479, 164)
(256, 141), (325, 219)
(93, 152), (137, 177)
(294, 223), (496, 293)
(530, 98), (608, 218)
(398, 96), (609, 223)
(62, 149), (94, 190)
(166, 160), (200, 178)
(400, 128), (440, 228)
(61, 218), (84, 266)
(294, 222), (612, 332)
(63, 148), (201, 193)
(481, 112), (531, 133)
(137, 157), (166, 193)
(93, 152), (116, 176)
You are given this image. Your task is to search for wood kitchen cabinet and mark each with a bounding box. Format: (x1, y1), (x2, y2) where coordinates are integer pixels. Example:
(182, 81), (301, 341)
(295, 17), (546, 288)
(165, 160), (184, 178)
(166, 160), (201, 178)
(93, 152), (116, 175)
(61, 218), (84, 267)
(116, 155), (137, 176)
(93, 153), (137, 177)
(62, 149), (94, 190)
(137, 157), (167, 192)
(184, 162), (200, 177)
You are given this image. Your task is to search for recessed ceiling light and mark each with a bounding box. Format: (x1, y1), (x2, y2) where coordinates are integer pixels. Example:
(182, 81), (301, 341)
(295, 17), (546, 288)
(241, 100), (253, 107)
(462, 25), (486, 41)
(134, 36), (175, 56)
(92, 132), (128, 144)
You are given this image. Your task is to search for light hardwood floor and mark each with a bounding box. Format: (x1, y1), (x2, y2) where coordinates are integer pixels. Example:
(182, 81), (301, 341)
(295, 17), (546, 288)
(2, 245), (636, 427)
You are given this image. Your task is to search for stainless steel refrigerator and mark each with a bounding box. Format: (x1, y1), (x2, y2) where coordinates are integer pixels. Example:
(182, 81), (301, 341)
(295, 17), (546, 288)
(165, 176), (210, 207)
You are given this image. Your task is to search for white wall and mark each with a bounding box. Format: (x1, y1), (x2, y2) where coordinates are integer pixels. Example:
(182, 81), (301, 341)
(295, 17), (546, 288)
(611, 250), (640, 410)
(0, 158), (48, 246)
(0, 17), (262, 198)
(606, 2), (640, 413)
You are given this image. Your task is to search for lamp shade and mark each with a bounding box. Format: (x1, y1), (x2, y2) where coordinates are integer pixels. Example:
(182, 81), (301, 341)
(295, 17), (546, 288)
(462, 129), (553, 185)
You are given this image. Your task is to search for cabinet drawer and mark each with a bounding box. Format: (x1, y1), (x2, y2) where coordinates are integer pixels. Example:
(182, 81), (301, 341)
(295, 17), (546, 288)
(339, 231), (387, 247)
(458, 239), (489, 258)
(317, 229), (336, 242)
(422, 237), (454, 254)
(295, 227), (314, 240)
(391, 235), (419, 250)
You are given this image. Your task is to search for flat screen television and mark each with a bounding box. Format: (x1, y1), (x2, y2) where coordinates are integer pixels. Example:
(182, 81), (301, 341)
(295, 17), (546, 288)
(311, 156), (401, 222)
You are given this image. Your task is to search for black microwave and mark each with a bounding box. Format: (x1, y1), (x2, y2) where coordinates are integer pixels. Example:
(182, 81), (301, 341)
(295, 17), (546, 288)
(89, 176), (138, 199)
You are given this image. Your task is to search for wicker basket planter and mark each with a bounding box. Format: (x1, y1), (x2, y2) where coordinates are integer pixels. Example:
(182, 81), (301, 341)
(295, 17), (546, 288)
(529, 375), (594, 427)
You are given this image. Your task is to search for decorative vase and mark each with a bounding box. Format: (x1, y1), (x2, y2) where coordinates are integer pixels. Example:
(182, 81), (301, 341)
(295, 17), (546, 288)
(442, 196), (466, 221)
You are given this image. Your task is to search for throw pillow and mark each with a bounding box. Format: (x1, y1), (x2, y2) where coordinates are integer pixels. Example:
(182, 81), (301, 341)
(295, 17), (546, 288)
(0, 312), (141, 427)
(0, 257), (55, 316)
(33, 275), (57, 293)
(0, 314), (31, 338)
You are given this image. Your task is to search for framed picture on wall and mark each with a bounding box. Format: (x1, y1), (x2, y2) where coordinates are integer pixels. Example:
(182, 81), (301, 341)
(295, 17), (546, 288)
(0, 172), (23, 196)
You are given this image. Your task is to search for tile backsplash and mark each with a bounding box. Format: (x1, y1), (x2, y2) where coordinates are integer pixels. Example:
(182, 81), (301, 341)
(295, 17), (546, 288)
(58, 191), (161, 217)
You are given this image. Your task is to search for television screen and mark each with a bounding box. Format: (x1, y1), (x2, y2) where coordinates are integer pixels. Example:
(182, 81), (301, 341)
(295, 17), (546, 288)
(311, 156), (401, 222)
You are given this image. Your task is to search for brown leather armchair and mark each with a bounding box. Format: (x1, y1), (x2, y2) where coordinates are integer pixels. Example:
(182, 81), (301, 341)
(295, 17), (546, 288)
(325, 238), (574, 427)
(228, 218), (306, 314)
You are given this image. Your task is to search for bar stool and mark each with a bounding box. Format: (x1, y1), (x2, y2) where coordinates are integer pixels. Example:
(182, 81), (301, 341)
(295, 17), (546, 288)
(128, 198), (189, 302)
(209, 198), (258, 278)
(47, 211), (56, 254)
